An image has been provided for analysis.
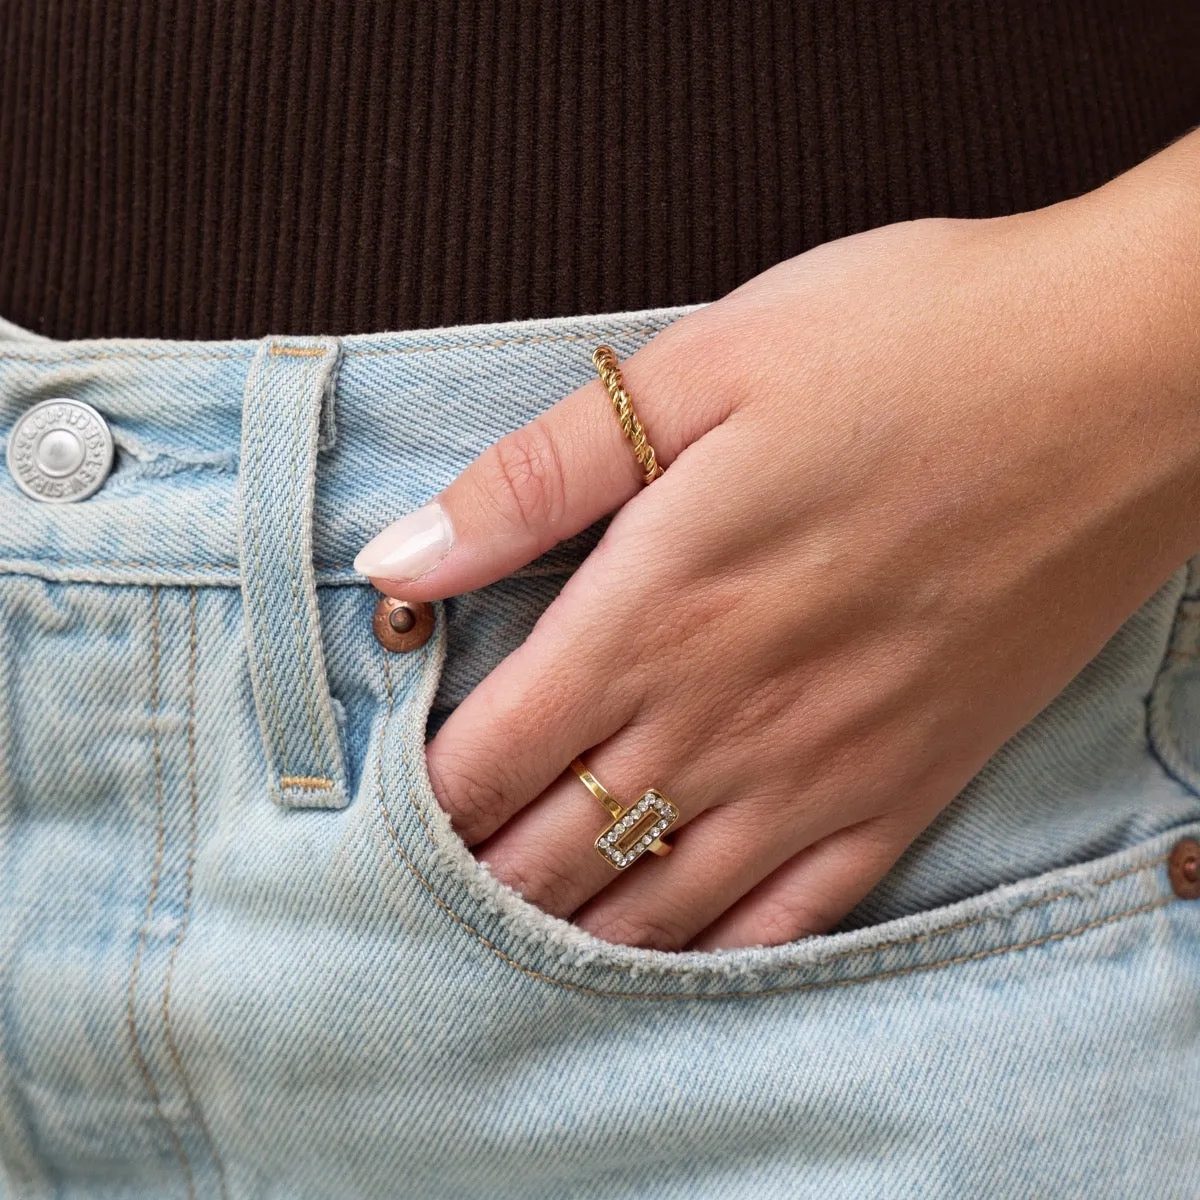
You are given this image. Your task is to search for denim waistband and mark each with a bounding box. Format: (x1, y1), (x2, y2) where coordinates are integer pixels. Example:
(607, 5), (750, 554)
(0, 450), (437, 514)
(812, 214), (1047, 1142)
(6, 304), (1200, 911)
(0, 304), (705, 588)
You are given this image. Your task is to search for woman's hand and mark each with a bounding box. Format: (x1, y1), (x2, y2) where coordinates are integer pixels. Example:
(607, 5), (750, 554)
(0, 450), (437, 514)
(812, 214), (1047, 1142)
(355, 138), (1200, 951)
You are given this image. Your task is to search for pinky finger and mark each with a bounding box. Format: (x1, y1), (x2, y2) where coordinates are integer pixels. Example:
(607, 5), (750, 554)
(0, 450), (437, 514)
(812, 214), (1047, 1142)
(686, 816), (913, 951)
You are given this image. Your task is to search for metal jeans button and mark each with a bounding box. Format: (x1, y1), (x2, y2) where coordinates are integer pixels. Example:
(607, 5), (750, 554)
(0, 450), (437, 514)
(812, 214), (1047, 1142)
(372, 595), (435, 652)
(6, 398), (114, 503)
(1168, 838), (1200, 900)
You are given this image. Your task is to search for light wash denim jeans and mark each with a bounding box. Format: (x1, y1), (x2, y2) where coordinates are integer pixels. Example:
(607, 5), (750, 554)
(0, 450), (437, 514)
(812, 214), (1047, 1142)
(0, 305), (1198, 1199)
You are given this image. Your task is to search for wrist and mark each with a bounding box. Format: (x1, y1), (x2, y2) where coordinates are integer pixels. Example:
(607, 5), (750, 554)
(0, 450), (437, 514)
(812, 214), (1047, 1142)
(1015, 130), (1200, 578)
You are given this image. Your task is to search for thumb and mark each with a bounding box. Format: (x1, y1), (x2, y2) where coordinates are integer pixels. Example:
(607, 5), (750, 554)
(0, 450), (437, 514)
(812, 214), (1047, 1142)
(353, 332), (718, 600)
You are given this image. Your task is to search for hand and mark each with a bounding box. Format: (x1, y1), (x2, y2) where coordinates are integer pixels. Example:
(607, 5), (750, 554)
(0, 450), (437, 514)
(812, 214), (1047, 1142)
(355, 158), (1200, 950)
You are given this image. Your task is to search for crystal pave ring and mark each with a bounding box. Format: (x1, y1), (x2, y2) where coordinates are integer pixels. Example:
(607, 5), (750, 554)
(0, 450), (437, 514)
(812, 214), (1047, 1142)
(569, 757), (680, 871)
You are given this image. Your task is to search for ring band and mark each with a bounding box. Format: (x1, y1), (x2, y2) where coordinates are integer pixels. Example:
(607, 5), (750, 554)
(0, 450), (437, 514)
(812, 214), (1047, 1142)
(591, 344), (665, 485)
(570, 756), (679, 871)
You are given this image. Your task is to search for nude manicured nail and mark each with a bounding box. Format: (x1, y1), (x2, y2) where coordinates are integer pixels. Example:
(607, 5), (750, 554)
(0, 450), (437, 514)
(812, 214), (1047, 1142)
(353, 501), (455, 581)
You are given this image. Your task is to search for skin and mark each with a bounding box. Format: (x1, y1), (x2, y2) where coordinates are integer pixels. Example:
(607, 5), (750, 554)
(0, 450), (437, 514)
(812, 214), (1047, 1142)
(360, 125), (1200, 952)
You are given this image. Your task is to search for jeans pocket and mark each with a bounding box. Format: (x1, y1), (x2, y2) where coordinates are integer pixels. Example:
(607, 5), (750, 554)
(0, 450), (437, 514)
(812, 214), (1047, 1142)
(367, 549), (1200, 1002)
(840, 555), (1200, 931)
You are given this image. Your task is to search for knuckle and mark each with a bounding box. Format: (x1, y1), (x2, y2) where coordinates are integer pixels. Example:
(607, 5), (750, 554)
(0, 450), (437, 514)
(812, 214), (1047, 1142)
(425, 745), (510, 841)
(638, 313), (741, 431)
(486, 852), (579, 917)
(484, 422), (568, 538)
(747, 897), (826, 946)
(614, 582), (715, 684)
(585, 908), (690, 952)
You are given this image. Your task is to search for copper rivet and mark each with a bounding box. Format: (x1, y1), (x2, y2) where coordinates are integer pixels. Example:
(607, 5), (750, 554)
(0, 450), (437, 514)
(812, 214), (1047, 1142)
(372, 595), (434, 652)
(388, 606), (416, 634)
(1168, 838), (1200, 901)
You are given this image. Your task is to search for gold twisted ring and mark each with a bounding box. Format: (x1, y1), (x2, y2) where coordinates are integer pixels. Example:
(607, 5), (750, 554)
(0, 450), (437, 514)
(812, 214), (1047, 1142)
(591, 344), (665, 485)
(570, 757), (679, 871)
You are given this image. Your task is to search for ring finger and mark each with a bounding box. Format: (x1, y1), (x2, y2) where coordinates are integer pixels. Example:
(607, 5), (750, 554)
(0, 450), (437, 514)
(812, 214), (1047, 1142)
(569, 790), (851, 952)
(476, 728), (854, 950)
(473, 714), (733, 920)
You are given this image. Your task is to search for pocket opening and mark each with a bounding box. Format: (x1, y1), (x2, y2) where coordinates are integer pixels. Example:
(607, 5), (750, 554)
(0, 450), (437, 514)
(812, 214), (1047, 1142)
(369, 576), (1193, 998)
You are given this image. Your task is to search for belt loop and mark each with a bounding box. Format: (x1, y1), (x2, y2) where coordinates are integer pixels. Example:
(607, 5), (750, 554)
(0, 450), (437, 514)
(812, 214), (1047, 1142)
(238, 335), (349, 809)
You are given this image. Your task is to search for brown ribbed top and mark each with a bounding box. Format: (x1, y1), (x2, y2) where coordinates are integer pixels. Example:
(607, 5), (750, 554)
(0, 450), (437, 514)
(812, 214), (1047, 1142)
(1, 1), (1197, 340)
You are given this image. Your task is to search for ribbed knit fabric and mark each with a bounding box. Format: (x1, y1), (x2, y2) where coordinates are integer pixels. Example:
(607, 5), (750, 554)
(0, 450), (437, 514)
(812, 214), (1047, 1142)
(0, 1), (1197, 340)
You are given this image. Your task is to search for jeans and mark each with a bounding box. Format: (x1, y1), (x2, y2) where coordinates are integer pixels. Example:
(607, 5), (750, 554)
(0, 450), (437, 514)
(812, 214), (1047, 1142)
(0, 304), (1198, 1199)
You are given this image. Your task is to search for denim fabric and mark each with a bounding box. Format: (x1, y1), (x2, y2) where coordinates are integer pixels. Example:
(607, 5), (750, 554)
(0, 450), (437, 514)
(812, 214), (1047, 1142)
(237, 337), (349, 809)
(0, 305), (1198, 1199)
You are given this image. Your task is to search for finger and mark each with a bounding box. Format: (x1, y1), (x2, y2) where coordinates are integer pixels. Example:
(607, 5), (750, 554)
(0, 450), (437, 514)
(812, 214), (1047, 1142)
(424, 419), (764, 849)
(421, 478), (677, 845)
(423, 409), (775, 846)
(472, 766), (625, 915)
(685, 815), (914, 951)
(424, 618), (637, 847)
(569, 789), (858, 952)
(428, 557), (725, 847)
(352, 314), (732, 600)
(471, 713), (730, 915)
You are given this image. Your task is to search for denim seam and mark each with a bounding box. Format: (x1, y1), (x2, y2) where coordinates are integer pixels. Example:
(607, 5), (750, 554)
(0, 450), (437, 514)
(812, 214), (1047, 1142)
(1186, 554), (1200, 602)
(160, 589), (229, 1198)
(125, 585), (194, 1196)
(0, 326), (664, 367)
(0, 557), (580, 576)
(243, 361), (294, 782)
(279, 775), (335, 792)
(376, 644), (1181, 998)
(774, 852), (1173, 971)
(378, 786), (1178, 1001)
(280, 343), (335, 786)
(1146, 565), (1200, 802)
(382, 652), (435, 850)
(0, 557), (349, 573)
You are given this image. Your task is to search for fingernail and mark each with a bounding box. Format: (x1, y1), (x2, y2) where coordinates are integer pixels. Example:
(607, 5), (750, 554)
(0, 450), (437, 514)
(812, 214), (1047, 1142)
(353, 500), (455, 581)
